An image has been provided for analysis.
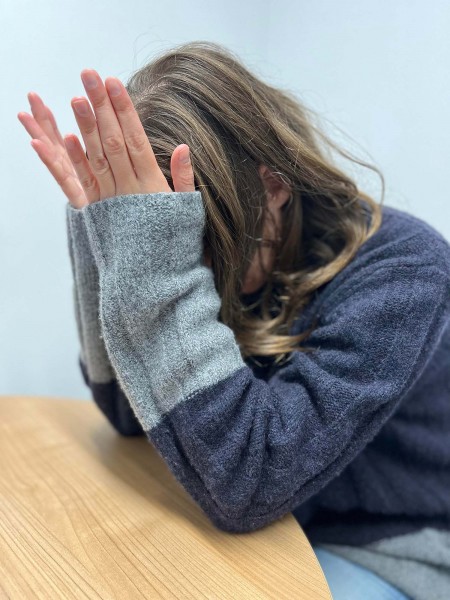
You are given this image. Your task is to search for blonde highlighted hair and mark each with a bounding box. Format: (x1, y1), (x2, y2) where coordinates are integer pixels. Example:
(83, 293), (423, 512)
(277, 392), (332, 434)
(125, 40), (385, 367)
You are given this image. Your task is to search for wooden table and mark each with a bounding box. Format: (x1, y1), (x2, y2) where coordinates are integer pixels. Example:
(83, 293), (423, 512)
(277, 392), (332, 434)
(0, 396), (332, 599)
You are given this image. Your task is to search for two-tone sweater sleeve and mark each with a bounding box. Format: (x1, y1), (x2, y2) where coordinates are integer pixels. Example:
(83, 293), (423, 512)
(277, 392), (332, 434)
(78, 191), (450, 533)
(65, 203), (144, 436)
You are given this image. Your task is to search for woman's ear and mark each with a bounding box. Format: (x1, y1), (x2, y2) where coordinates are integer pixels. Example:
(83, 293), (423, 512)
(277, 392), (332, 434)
(258, 164), (291, 209)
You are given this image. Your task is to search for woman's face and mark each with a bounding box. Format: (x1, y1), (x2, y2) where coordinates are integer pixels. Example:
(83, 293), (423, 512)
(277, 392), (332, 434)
(203, 164), (291, 294)
(203, 244), (275, 294)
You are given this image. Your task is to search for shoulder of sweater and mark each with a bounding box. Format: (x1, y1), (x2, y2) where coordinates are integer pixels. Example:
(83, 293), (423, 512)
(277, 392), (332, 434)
(314, 203), (450, 309)
(350, 202), (450, 274)
(375, 203), (450, 267)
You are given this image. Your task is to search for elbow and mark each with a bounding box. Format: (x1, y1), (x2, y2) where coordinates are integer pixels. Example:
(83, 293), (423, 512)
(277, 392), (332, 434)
(201, 489), (292, 534)
(207, 505), (288, 534)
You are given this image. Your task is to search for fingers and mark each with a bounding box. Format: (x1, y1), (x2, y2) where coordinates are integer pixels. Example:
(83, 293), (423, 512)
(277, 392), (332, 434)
(171, 145), (196, 193)
(70, 91), (117, 201)
(103, 76), (162, 185)
(17, 109), (53, 148)
(63, 133), (100, 205)
(27, 92), (64, 148)
(78, 69), (139, 197)
(43, 101), (67, 148)
(17, 110), (88, 208)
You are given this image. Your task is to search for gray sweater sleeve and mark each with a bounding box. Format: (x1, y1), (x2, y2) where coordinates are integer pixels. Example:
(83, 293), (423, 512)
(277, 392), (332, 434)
(66, 203), (144, 435)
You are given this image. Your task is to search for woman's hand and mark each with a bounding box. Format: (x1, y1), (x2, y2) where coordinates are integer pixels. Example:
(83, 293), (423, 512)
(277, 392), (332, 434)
(17, 69), (195, 209)
(18, 92), (88, 208)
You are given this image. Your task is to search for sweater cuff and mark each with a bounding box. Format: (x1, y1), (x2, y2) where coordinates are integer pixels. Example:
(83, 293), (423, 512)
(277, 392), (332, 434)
(80, 191), (205, 274)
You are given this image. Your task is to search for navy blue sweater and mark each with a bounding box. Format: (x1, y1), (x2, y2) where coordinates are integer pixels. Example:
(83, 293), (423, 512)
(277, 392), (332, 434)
(66, 194), (450, 599)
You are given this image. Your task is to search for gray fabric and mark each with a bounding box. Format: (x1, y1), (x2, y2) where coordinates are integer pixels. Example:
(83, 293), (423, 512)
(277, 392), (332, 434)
(320, 527), (450, 600)
(66, 207), (86, 367)
(79, 191), (245, 432)
(66, 203), (114, 383)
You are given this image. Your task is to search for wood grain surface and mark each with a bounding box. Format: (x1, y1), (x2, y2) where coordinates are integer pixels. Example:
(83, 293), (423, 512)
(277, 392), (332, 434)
(0, 395), (332, 599)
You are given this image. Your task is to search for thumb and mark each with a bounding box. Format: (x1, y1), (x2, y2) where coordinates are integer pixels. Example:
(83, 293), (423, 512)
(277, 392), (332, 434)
(171, 144), (196, 192)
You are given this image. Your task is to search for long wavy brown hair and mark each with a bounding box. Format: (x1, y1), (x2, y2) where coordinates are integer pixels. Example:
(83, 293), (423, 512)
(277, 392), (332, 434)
(125, 40), (385, 367)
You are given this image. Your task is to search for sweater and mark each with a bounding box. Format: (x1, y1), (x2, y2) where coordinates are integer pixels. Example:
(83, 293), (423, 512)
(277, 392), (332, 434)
(65, 191), (450, 600)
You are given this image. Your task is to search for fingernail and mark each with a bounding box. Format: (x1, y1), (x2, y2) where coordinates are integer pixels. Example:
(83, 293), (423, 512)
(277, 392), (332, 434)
(65, 137), (76, 151)
(81, 71), (97, 90)
(107, 79), (122, 96)
(180, 146), (190, 164)
(73, 101), (89, 116)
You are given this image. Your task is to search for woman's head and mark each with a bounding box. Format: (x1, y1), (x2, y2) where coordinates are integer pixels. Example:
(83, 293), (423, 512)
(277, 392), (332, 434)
(202, 163), (293, 296)
(125, 40), (384, 366)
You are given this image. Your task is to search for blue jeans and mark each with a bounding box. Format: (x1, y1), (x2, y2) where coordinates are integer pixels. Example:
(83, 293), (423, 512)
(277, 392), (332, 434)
(312, 546), (411, 600)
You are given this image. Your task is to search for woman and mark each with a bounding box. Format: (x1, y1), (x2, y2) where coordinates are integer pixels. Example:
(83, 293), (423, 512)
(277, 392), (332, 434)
(18, 41), (450, 600)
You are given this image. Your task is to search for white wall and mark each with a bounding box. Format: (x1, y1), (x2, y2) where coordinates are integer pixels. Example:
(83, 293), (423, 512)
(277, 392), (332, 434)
(264, 1), (450, 224)
(2, 1), (448, 399)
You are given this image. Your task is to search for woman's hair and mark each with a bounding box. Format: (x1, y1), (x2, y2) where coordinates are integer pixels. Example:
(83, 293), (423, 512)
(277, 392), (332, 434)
(125, 40), (385, 367)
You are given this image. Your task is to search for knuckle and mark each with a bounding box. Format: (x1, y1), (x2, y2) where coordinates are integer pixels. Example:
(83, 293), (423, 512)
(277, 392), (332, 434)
(178, 174), (195, 188)
(83, 124), (98, 136)
(102, 134), (124, 155)
(58, 170), (71, 188)
(90, 153), (110, 174)
(90, 96), (108, 111)
(124, 131), (147, 154)
(80, 173), (97, 191)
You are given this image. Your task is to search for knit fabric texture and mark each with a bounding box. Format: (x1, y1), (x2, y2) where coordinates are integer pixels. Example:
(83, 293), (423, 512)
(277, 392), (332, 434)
(66, 192), (450, 600)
